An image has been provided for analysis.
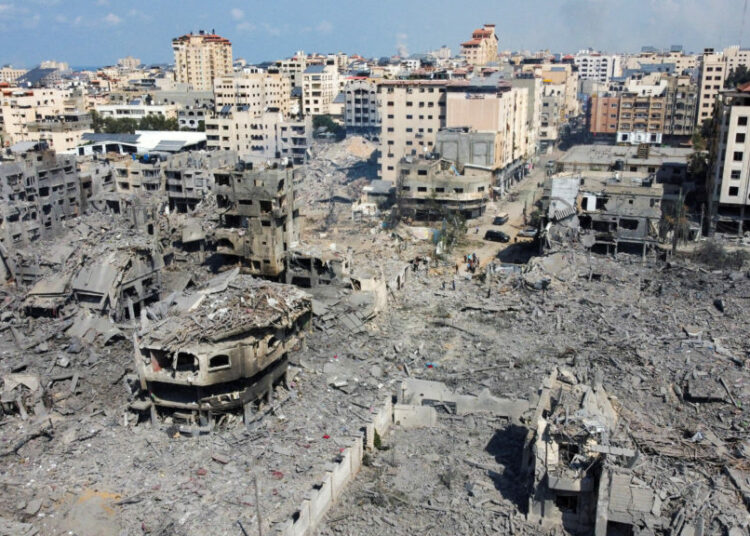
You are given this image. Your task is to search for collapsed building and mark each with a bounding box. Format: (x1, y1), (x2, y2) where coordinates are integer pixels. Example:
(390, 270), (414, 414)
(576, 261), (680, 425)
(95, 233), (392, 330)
(523, 369), (665, 536)
(133, 269), (312, 420)
(397, 153), (492, 220)
(214, 160), (299, 278)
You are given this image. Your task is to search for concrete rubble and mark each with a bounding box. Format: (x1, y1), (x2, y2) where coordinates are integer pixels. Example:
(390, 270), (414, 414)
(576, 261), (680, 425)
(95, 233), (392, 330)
(0, 137), (747, 536)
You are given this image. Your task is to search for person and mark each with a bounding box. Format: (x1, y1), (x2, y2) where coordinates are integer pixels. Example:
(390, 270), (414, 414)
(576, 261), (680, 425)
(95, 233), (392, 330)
(455, 263), (459, 274)
(452, 279), (456, 290)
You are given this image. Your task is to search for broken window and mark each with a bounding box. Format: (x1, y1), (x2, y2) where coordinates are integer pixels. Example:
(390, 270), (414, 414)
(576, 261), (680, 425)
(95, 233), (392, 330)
(595, 196), (608, 210)
(620, 218), (639, 231)
(208, 355), (230, 371)
(558, 443), (580, 464)
(555, 494), (578, 513)
(175, 352), (198, 373)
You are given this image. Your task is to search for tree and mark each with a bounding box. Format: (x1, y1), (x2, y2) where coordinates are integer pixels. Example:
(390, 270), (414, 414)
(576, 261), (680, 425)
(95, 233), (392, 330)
(312, 114), (345, 139)
(90, 110), (105, 134)
(724, 65), (750, 89)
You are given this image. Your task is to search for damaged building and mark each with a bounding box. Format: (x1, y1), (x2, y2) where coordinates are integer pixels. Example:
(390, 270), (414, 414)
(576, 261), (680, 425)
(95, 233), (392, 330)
(214, 160), (299, 278)
(542, 172), (664, 255)
(133, 269), (312, 419)
(523, 369), (663, 536)
(164, 150), (238, 213)
(0, 143), (82, 251)
(397, 153), (492, 220)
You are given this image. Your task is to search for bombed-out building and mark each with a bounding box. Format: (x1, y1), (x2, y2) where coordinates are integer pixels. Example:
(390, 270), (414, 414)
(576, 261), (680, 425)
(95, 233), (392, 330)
(164, 150), (239, 213)
(397, 154), (492, 220)
(134, 269), (312, 420)
(0, 143), (81, 251)
(214, 161), (299, 278)
(523, 369), (663, 536)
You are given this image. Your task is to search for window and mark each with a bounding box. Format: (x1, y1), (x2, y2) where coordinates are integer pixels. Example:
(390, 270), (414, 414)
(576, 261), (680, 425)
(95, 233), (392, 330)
(739, 116), (748, 126)
(417, 186), (427, 192)
(737, 133), (746, 143)
(734, 151), (744, 161)
(620, 218), (639, 230)
(729, 186), (740, 196)
(731, 169), (742, 179)
(209, 355), (230, 371)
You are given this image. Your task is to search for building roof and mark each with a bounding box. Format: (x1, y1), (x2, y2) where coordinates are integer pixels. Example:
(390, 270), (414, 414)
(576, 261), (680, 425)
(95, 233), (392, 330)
(16, 67), (57, 86)
(79, 131), (206, 154)
(304, 65), (327, 74)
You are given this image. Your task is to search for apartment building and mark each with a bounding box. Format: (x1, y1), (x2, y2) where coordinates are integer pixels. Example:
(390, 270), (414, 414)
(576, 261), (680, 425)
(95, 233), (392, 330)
(164, 150), (239, 213)
(95, 102), (177, 120)
(117, 56), (141, 71)
(377, 80), (450, 181)
(214, 163), (299, 278)
(445, 81), (529, 166)
(460, 24), (499, 66)
(214, 72), (291, 116)
(112, 154), (165, 195)
(0, 144), (81, 247)
(0, 88), (68, 146)
(172, 31), (233, 91)
(511, 75), (543, 155)
(206, 109), (312, 165)
(343, 78), (380, 132)
(709, 84), (750, 232)
(574, 51), (621, 83)
(25, 112), (92, 152)
(589, 75), (697, 142)
(273, 51), (308, 89)
(302, 63), (339, 116)
(697, 46), (750, 125)
(0, 66), (27, 84)
(397, 154), (492, 220)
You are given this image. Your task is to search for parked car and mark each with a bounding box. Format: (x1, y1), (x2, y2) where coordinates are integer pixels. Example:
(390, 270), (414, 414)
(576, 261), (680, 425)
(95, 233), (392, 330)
(484, 230), (510, 243)
(518, 228), (538, 238)
(493, 213), (509, 226)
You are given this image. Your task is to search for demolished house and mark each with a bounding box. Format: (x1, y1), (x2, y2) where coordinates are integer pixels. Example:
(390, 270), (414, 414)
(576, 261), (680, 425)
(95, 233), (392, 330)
(134, 269), (312, 418)
(523, 369), (663, 536)
(214, 160), (299, 278)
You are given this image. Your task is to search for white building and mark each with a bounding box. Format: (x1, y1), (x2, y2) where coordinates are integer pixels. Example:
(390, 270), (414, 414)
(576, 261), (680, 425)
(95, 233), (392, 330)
(95, 102), (177, 120)
(574, 51), (621, 83)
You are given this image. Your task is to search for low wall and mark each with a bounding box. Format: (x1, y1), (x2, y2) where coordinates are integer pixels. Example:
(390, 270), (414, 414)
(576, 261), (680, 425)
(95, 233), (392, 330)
(275, 397), (394, 536)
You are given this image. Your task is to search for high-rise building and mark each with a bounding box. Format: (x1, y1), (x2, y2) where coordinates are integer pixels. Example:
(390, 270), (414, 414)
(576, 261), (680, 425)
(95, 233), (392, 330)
(460, 24), (498, 66)
(172, 31), (233, 91)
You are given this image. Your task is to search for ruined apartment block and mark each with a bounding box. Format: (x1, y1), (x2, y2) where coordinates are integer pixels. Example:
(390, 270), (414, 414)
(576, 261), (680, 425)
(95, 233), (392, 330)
(164, 150), (238, 213)
(523, 370), (663, 536)
(113, 154), (165, 195)
(397, 154), (492, 220)
(134, 270), (312, 418)
(0, 144), (81, 251)
(214, 161), (299, 278)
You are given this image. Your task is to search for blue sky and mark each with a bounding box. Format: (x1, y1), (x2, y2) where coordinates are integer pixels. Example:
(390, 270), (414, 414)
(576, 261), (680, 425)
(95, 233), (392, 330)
(0, 0), (747, 68)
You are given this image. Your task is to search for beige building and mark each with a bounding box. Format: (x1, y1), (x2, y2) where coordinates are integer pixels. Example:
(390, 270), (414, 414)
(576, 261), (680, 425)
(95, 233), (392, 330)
(377, 80), (450, 181)
(172, 31), (233, 91)
(460, 24), (498, 66)
(302, 63), (340, 116)
(273, 51), (308, 89)
(95, 103), (177, 120)
(445, 83), (529, 166)
(25, 113), (92, 153)
(117, 56), (141, 71)
(214, 72), (291, 116)
(0, 66), (27, 84)
(0, 88), (69, 146)
(698, 46), (750, 124)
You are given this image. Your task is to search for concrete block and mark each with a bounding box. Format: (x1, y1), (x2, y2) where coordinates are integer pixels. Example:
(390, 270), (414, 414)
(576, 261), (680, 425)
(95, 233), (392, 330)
(364, 422), (375, 450)
(349, 436), (363, 475)
(393, 403), (437, 428)
(331, 450), (353, 500)
(289, 499), (310, 536)
(307, 472), (333, 528)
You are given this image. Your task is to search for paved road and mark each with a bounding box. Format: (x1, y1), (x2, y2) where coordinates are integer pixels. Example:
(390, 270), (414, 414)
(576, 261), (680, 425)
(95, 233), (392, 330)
(453, 150), (561, 274)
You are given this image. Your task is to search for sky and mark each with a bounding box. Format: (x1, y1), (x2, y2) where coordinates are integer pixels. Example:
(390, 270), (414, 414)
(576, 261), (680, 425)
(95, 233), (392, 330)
(0, 0), (749, 68)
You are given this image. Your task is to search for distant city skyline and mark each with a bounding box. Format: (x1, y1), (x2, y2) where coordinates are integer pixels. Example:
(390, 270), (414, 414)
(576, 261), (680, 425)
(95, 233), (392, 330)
(0, 0), (749, 67)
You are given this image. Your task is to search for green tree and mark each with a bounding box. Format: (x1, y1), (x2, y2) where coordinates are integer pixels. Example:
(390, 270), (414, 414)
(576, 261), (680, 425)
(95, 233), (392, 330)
(312, 114), (345, 139)
(724, 65), (750, 88)
(90, 110), (105, 134)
